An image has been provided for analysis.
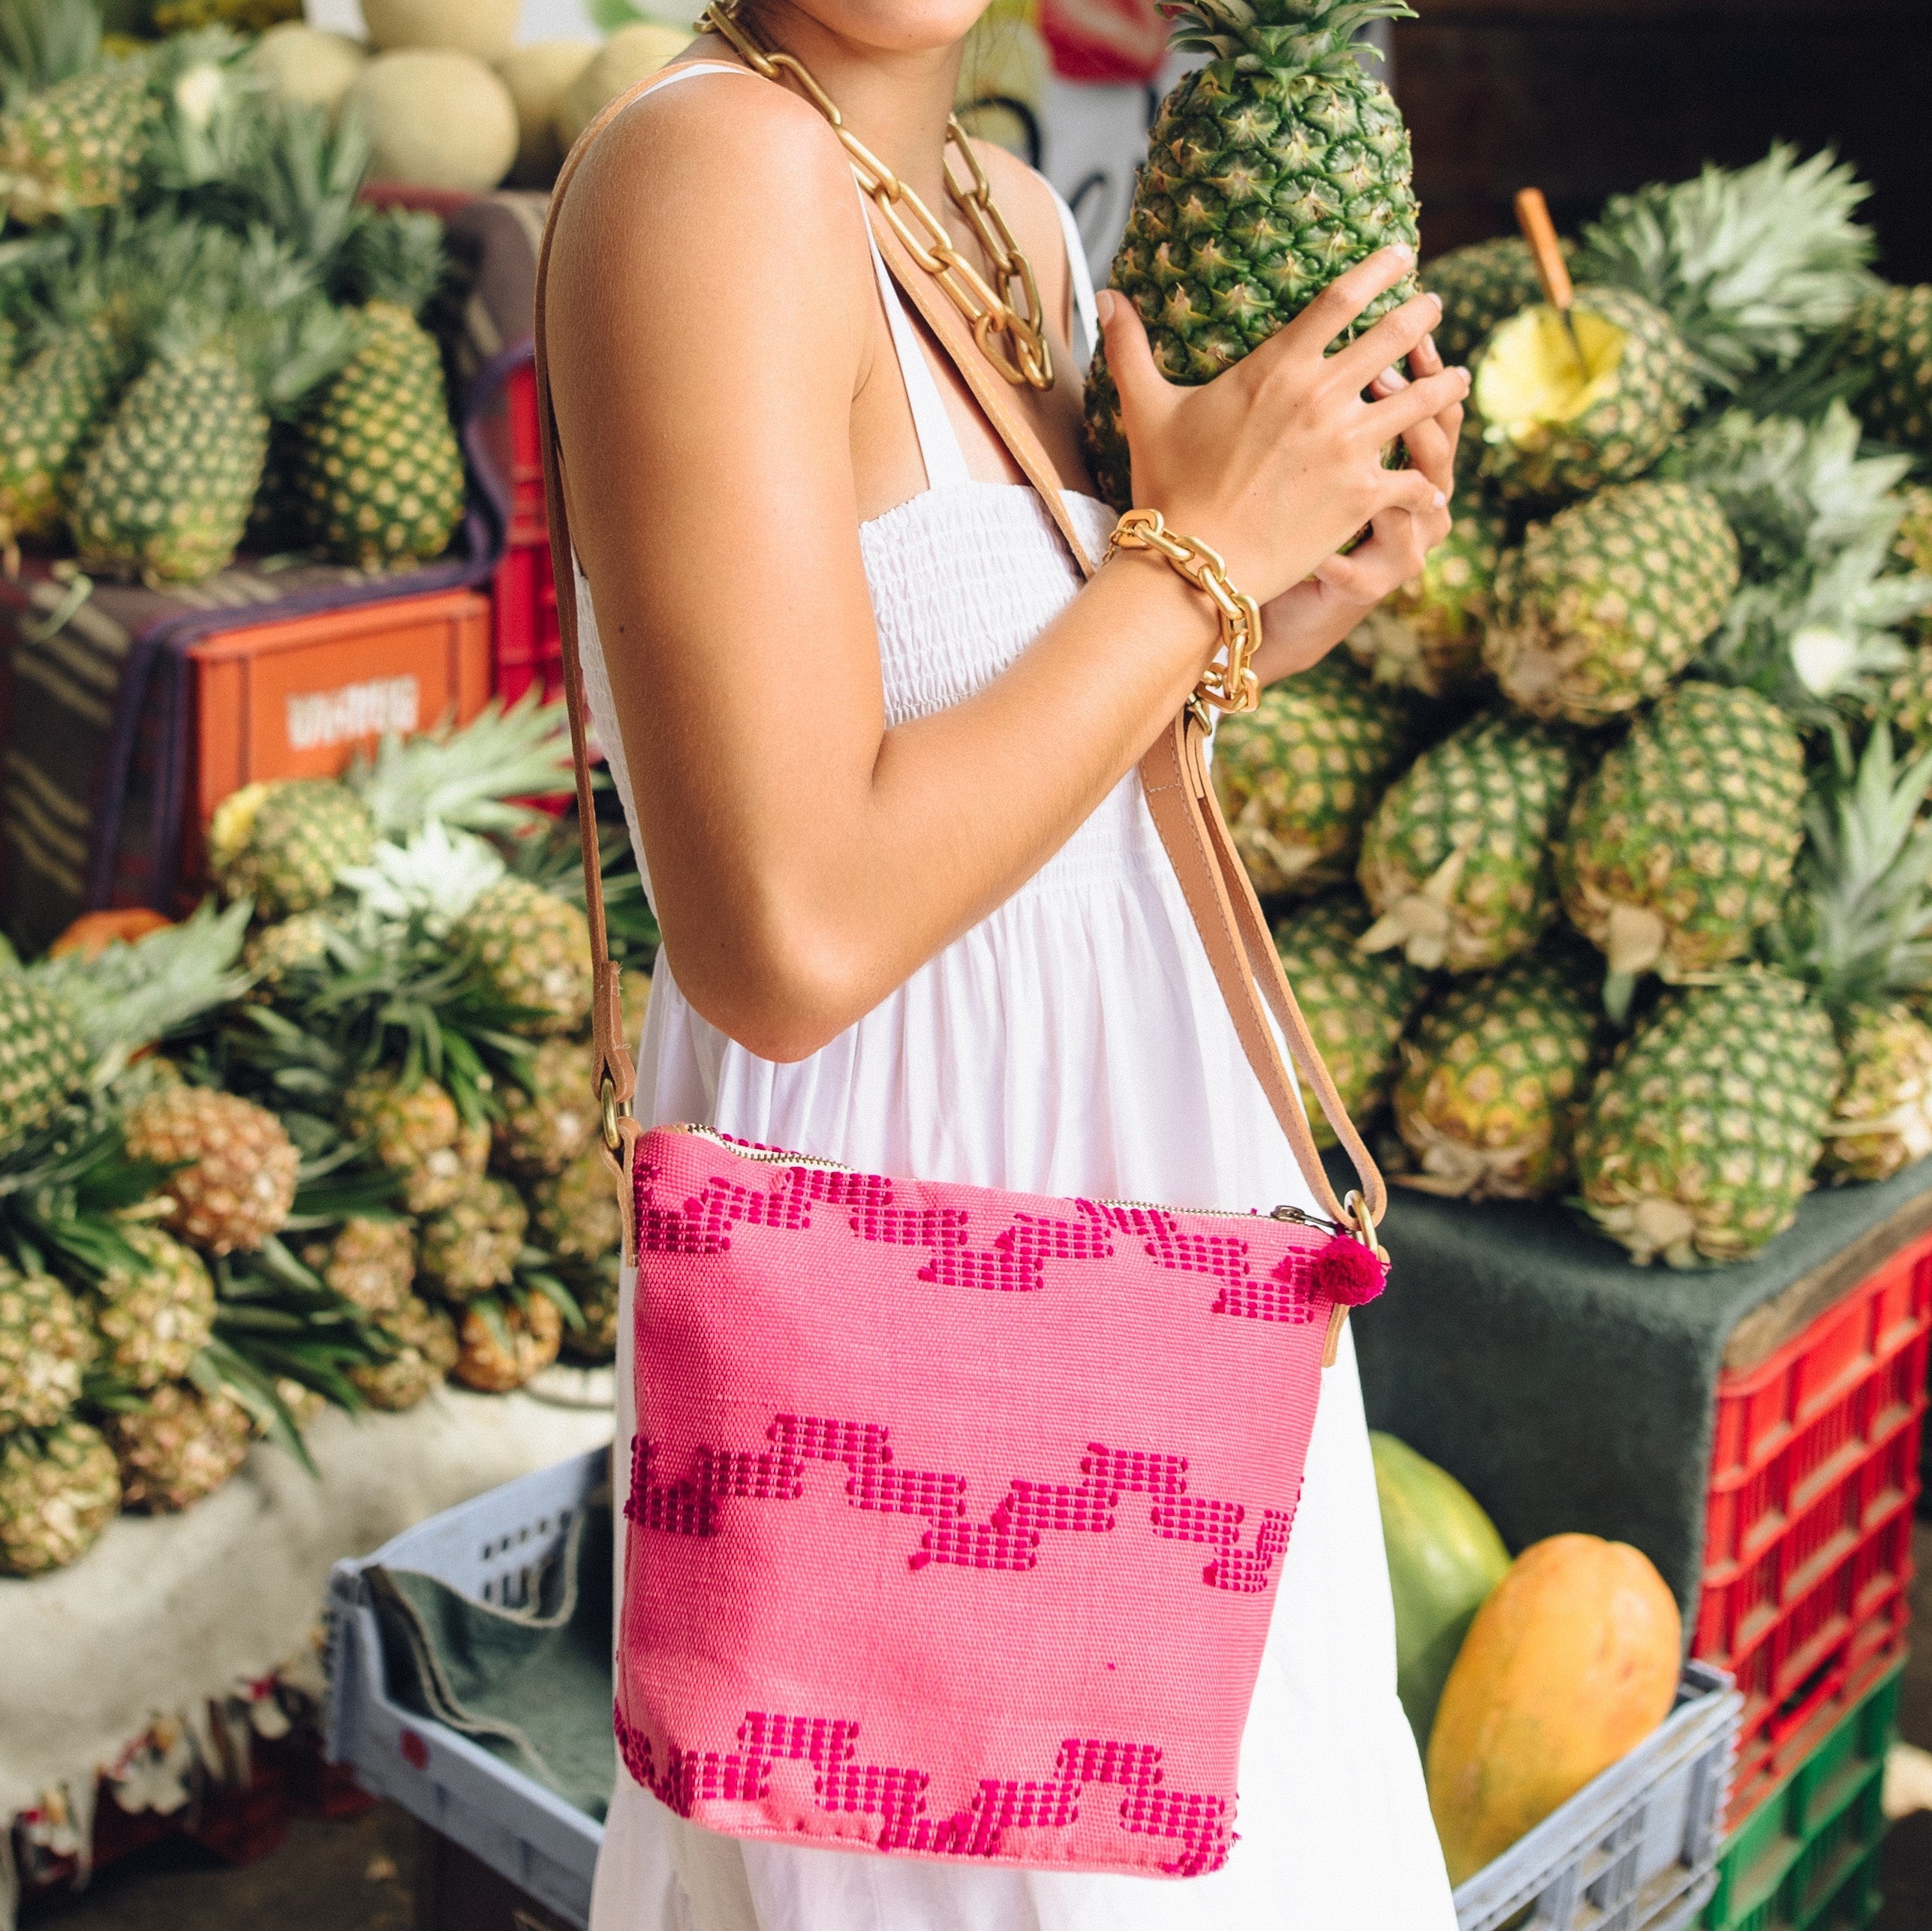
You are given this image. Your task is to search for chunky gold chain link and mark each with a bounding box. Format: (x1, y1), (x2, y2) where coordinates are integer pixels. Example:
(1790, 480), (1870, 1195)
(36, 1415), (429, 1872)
(700, 1), (1053, 390)
(1106, 509), (1264, 717)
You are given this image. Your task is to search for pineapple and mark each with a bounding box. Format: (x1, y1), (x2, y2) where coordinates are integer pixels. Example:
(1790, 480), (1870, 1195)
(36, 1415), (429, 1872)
(214, 778), (376, 920)
(0, 1259), (92, 1433)
(1389, 945), (1606, 1201)
(1768, 726), (1932, 1184)
(1422, 235), (1564, 369)
(0, 2), (160, 224)
(1211, 655), (1423, 901)
(0, 1418), (120, 1574)
(69, 230), (352, 584)
(293, 210), (465, 567)
(560, 1255), (619, 1364)
(1836, 284), (1931, 455)
(1578, 145), (1880, 402)
(1558, 682), (1806, 1007)
(341, 1072), (483, 1214)
(527, 1149), (621, 1264)
(89, 1224), (215, 1390)
(107, 1379), (253, 1511)
(1484, 481), (1740, 726)
(1082, 0), (1420, 509)
(419, 1177), (528, 1300)
(1344, 495), (1508, 697)
(302, 1215), (415, 1318)
(242, 907), (336, 999)
(1271, 892), (1425, 1147)
(457, 878), (594, 1038)
(495, 1035), (597, 1176)
(453, 1292), (563, 1394)
(1574, 972), (1841, 1268)
(1358, 710), (1587, 972)
(1472, 287), (1697, 507)
(0, 971), (90, 1161)
(348, 1295), (456, 1411)
(1882, 491), (1932, 743)
(0, 297), (137, 552)
(122, 1086), (299, 1256)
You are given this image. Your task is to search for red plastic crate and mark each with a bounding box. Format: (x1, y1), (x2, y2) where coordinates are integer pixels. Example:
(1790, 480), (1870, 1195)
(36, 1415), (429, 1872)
(1693, 1229), (1930, 1826)
(501, 359), (546, 548)
(492, 539), (563, 705)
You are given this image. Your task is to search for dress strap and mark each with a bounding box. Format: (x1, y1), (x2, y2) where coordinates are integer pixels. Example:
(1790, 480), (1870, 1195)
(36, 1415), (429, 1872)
(1049, 185), (1100, 372)
(859, 190), (974, 491)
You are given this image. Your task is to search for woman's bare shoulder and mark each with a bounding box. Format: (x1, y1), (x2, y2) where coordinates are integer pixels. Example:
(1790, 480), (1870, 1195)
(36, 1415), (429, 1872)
(970, 140), (1076, 332)
(549, 65), (867, 303)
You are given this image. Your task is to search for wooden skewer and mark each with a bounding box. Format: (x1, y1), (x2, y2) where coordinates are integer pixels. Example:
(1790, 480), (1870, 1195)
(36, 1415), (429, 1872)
(1514, 186), (1586, 376)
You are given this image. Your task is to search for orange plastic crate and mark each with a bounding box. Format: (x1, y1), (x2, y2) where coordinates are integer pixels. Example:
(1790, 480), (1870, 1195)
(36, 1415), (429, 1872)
(182, 588), (492, 886)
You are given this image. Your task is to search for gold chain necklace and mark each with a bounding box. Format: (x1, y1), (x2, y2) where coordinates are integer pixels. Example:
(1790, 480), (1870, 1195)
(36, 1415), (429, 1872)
(700, 1), (1053, 391)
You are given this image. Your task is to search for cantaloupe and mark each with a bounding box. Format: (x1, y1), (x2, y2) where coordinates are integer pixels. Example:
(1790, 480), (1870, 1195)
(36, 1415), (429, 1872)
(1371, 1431), (1511, 1752)
(347, 50), (519, 194)
(498, 41), (598, 188)
(1426, 1533), (1682, 1886)
(250, 23), (369, 123)
(360, 0), (522, 63)
(555, 23), (694, 152)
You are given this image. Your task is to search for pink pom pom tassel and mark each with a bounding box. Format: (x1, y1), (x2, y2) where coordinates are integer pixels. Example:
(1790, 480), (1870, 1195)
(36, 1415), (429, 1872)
(1310, 1235), (1386, 1308)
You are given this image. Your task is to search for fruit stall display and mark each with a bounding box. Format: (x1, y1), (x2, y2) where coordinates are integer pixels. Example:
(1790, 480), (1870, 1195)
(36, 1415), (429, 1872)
(0, 697), (658, 1582)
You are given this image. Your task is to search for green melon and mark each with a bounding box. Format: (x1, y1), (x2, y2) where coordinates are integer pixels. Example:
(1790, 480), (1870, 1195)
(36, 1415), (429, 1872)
(1371, 1430), (1512, 1751)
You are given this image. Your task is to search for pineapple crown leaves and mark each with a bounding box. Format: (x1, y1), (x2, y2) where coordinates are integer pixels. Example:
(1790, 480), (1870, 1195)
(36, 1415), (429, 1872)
(237, 95), (374, 297)
(1575, 145), (1881, 396)
(339, 207), (447, 320)
(345, 696), (578, 843)
(1160, 0), (1415, 71)
(142, 26), (258, 199)
(0, 0), (111, 107)
(1768, 722), (1932, 1009)
(25, 897), (254, 1083)
(1674, 401), (1917, 585)
(336, 822), (508, 935)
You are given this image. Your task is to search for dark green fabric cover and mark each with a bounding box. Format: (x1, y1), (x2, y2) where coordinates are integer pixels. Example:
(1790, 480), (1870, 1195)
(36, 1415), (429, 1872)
(1347, 1153), (1932, 1617)
(369, 1500), (615, 1821)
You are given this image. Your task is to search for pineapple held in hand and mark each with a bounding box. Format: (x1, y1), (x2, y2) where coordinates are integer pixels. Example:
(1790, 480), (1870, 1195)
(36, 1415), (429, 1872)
(69, 229), (353, 584)
(1211, 654), (1424, 900)
(1575, 973), (1840, 1268)
(1390, 944), (1607, 1201)
(1082, 0), (1420, 509)
(294, 209), (466, 568)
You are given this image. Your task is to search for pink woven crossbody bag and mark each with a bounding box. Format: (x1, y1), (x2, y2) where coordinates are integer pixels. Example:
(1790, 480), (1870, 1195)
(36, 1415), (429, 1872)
(533, 64), (1393, 1881)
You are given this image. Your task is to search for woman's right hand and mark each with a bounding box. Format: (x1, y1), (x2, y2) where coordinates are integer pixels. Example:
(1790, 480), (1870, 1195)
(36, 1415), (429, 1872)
(1097, 245), (1470, 608)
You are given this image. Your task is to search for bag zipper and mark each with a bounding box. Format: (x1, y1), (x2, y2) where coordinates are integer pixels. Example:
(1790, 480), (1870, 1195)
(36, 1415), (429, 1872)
(664, 1123), (1347, 1237)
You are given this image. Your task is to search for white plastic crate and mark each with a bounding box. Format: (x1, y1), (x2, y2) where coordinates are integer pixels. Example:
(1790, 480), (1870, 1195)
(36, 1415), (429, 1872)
(1451, 1660), (1741, 1931)
(325, 1445), (611, 1929)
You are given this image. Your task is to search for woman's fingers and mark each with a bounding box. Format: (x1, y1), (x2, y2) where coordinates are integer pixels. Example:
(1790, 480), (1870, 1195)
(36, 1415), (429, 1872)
(1330, 290), (1446, 392)
(1259, 245), (1419, 369)
(1364, 366), (1470, 444)
(1401, 408), (1460, 496)
(1096, 289), (1170, 439)
(1372, 462), (1449, 521)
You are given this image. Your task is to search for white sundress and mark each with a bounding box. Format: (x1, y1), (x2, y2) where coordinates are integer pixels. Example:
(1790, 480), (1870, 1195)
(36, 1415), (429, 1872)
(579, 60), (1457, 1931)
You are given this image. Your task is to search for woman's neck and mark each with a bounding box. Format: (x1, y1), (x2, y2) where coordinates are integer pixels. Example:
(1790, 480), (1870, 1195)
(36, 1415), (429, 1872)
(709, 4), (966, 212)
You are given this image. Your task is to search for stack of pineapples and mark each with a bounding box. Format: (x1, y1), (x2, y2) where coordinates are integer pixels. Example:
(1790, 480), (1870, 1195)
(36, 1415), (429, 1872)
(0, 0), (467, 584)
(1205, 145), (1932, 1268)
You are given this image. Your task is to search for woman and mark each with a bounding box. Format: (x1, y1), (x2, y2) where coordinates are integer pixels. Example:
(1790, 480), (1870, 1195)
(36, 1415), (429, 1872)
(546, 5), (1468, 1926)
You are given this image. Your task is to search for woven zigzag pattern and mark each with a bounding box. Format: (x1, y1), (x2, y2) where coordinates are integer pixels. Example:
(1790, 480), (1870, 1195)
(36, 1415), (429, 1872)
(612, 1704), (1232, 1875)
(635, 1161), (1320, 1319)
(627, 1418), (1294, 1591)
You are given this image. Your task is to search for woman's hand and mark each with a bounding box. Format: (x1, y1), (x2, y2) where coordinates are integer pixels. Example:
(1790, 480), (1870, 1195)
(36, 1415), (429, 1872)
(1250, 326), (1467, 684)
(1096, 245), (1470, 612)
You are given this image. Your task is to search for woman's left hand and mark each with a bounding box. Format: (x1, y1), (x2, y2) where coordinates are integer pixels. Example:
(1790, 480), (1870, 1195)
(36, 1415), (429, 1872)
(1248, 331), (1465, 687)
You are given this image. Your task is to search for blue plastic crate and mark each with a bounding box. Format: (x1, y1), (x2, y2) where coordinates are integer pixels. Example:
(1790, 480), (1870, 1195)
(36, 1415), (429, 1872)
(325, 1445), (611, 1929)
(1453, 1661), (1742, 1931)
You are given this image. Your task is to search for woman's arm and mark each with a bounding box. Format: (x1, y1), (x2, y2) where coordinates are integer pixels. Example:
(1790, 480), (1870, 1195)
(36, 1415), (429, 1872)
(547, 85), (1462, 1062)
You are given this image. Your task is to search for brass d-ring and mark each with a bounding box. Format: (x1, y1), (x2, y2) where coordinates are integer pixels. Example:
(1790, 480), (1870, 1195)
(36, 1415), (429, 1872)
(600, 1073), (626, 1153)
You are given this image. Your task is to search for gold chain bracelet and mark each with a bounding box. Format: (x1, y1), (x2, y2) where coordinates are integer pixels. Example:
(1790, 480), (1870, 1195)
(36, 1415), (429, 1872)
(1106, 509), (1263, 717)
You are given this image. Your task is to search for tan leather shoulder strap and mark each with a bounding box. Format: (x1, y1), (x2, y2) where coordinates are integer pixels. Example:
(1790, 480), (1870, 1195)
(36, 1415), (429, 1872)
(532, 54), (1385, 1238)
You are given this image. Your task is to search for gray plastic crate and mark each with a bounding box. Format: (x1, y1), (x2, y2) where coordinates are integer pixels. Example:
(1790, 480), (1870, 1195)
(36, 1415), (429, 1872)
(1452, 1659), (1741, 1931)
(325, 1445), (611, 1930)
